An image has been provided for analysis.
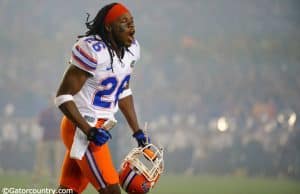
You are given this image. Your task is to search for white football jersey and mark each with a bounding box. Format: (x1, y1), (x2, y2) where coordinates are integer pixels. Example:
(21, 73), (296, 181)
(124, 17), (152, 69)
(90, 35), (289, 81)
(69, 35), (140, 120)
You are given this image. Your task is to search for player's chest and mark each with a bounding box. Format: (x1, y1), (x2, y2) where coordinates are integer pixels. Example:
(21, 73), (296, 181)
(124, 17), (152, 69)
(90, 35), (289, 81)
(90, 54), (134, 91)
(96, 53), (134, 76)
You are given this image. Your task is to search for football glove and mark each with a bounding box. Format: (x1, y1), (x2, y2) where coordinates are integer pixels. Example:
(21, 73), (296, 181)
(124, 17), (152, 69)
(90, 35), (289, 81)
(87, 127), (112, 146)
(133, 129), (150, 147)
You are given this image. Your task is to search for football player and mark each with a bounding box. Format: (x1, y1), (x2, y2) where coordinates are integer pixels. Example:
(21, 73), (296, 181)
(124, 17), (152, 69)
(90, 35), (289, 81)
(54, 3), (148, 194)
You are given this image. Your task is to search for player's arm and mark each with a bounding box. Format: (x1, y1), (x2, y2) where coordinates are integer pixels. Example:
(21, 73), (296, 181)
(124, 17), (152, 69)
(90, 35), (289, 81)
(119, 86), (149, 147)
(55, 65), (92, 135)
(119, 91), (140, 133)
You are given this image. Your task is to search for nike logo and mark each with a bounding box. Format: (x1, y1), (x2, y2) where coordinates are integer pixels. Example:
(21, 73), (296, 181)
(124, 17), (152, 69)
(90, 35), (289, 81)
(106, 66), (113, 71)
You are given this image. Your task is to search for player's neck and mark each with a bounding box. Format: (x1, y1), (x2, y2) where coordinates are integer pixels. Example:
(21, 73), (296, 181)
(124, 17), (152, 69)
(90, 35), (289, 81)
(111, 42), (124, 59)
(107, 35), (124, 59)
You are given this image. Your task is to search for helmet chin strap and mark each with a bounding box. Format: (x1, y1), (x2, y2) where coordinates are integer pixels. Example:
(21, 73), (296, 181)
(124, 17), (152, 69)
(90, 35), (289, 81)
(144, 122), (149, 144)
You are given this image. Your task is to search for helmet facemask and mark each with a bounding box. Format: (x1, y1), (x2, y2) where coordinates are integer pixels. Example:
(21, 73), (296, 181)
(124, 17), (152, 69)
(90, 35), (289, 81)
(120, 143), (164, 193)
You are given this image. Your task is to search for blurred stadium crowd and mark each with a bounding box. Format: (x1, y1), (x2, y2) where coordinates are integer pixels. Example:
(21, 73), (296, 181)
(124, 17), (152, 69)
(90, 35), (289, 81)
(0, 0), (300, 180)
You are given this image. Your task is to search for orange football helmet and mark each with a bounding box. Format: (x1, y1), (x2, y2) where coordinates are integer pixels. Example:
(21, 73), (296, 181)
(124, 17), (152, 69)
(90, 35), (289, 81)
(119, 143), (164, 194)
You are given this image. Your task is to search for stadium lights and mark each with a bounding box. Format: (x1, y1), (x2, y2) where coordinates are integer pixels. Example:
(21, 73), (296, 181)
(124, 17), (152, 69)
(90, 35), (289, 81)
(277, 114), (285, 124)
(288, 112), (297, 127)
(277, 111), (297, 131)
(217, 117), (229, 132)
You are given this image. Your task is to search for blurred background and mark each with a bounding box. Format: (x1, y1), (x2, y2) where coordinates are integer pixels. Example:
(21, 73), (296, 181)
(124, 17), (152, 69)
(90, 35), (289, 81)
(0, 0), (300, 193)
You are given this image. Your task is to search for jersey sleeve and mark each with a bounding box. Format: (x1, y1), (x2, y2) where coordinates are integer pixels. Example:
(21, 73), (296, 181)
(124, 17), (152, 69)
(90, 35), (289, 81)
(133, 39), (141, 62)
(128, 39), (141, 73)
(70, 39), (98, 76)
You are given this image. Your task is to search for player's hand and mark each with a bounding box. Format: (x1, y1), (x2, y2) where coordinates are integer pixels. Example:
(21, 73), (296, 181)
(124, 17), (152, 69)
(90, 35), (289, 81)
(87, 127), (112, 146)
(132, 129), (150, 147)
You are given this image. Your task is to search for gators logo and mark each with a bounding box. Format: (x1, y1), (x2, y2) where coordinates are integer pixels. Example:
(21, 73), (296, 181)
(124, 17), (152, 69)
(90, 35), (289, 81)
(141, 182), (150, 193)
(130, 60), (136, 68)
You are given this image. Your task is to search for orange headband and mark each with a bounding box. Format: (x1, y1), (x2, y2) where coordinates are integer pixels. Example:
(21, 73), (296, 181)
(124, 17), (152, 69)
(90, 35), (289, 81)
(104, 3), (130, 25)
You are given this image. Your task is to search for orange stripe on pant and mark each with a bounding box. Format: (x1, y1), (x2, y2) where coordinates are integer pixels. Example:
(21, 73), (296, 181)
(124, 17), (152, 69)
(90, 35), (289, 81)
(59, 116), (119, 193)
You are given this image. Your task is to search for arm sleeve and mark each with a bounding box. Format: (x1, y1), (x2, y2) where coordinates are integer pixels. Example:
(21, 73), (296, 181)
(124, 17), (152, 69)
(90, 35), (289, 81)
(128, 39), (141, 73)
(133, 39), (141, 62)
(70, 39), (98, 76)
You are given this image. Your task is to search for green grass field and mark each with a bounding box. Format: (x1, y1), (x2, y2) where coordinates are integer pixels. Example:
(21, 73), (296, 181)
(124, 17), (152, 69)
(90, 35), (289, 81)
(1, 172), (300, 194)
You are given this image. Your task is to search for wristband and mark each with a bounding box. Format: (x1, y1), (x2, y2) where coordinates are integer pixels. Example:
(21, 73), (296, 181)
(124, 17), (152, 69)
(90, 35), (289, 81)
(119, 88), (132, 99)
(54, 94), (74, 107)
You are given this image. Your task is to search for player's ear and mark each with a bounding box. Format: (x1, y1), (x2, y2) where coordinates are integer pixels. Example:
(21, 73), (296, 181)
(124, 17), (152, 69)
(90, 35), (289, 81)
(105, 24), (112, 32)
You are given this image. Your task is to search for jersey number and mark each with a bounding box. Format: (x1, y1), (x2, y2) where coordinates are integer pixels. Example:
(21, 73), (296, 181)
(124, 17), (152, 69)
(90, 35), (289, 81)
(85, 37), (106, 52)
(93, 75), (131, 108)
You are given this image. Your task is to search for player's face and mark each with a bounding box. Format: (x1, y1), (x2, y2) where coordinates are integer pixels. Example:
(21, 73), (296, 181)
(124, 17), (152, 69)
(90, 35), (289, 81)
(111, 12), (135, 48)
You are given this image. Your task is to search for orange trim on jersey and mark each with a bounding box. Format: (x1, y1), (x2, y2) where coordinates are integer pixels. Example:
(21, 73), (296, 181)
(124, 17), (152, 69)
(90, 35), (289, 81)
(104, 3), (129, 25)
(72, 53), (96, 71)
(75, 45), (97, 64)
